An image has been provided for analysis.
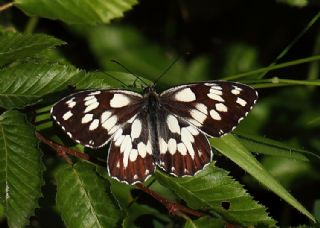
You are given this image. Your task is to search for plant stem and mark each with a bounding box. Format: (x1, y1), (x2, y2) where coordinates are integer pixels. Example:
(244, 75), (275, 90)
(0, 2), (14, 12)
(24, 17), (39, 34)
(136, 183), (205, 218)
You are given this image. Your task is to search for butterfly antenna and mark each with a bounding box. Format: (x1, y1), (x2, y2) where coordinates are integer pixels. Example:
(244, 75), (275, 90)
(110, 60), (149, 87)
(102, 71), (128, 88)
(153, 52), (189, 86)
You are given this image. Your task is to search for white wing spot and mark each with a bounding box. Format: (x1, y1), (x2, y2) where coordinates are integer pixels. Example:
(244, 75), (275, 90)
(168, 138), (177, 155)
(236, 97), (247, 107)
(102, 115), (118, 131)
(215, 103), (228, 112)
(138, 142), (147, 158)
(210, 88), (223, 95)
(159, 137), (168, 154)
(133, 174), (138, 180)
(210, 86), (222, 90)
(85, 97), (98, 106)
(186, 126), (199, 135)
(84, 95), (95, 101)
(67, 132), (72, 138)
(177, 143), (187, 155)
(89, 119), (99, 131)
(195, 103), (208, 114)
(84, 101), (99, 113)
(167, 115), (180, 134)
(108, 125), (119, 135)
(190, 109), (207, 124)
(175, 88), (196, 102)
(187, 118), (202, 127)
(121, 135), (132, 167)
(236, 97), (247, 106)
(62, 111), (73, 120)
(210, 109), (221, 120)
(115, 135), (125, 147)
(131, 119), (142, 140)
(113, 129), (123, 141)
(89, 91), (101, 95)
(181, 128), (195, 158)
(101, 111), (112, 123)
(82, 114), (93, 124)
(231, 89), (240, 95)
(68, 101), (76, 109)
(145, 169), (150, 175)
(129, 149), (138, 162)
(207, 93), (224, 102)
(110, 94), (130, 108)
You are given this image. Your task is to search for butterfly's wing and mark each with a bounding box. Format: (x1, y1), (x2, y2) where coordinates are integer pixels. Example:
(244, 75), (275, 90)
(51, 89), (143, 148)
(160, 81), (258, 137)
(157, 110), (212, 176)
(107, 111), (155, 184)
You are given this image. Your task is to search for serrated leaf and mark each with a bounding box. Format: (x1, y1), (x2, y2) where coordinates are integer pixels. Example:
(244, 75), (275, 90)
(0, 111), (43, 228)
(155, 163), (276, 226)
(0, 63), (149, 109)
(55, 161), (121, 228)
(0, 33), (65, 67)
(0, 63), (83, 109)
(210, 134), (316, 222)
(14, 0), (138, 25)
(184, 217), (225, 228)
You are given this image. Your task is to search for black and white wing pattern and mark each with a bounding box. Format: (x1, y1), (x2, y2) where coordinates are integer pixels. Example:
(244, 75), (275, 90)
(157, 110), (212, 176)
(51, 89), (143, 148)
(160, 81), (258, 137)
(107, 111), (155, 184)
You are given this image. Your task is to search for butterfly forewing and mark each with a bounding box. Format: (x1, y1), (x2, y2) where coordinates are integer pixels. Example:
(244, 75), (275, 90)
(107, 111), (155, 184)
(51, 89), (143, 148)
(160, 81), (258, 137)
(157, 110), (212, 176)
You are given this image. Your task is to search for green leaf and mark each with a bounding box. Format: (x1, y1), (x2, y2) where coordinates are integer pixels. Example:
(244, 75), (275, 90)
(0, 33), (65, 67)
(0, 63), (82, 109)
(0, 111), (43, 228)
(210, 134), (316, 222)
(184, 217), (225, 228)
(14, 0), (138, 25)
(155, 163), (276, 226)
(88, 26), (209, 84)
(55, 161), (121, 228)
(0, 63), (149, 109)
(236, 133), (320, 162)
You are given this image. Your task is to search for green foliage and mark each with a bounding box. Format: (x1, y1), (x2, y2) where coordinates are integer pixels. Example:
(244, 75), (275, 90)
(0, 33), (65, 67)
(55, 162), (121, 228)
(155, 163), (276, 226)
(14, 0), (138, 24)
(0, 1), (319, 227)
(0, 111), (43, 228)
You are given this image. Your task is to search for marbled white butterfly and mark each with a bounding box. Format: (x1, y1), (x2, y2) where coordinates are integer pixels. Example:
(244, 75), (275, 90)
(51, 81), (258, 184)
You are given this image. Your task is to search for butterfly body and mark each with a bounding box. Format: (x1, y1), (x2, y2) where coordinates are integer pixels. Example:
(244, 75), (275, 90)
(51, 81), (258, 184)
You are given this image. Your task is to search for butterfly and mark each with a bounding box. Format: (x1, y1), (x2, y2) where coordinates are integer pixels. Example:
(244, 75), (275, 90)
(51, 81), (258, 184)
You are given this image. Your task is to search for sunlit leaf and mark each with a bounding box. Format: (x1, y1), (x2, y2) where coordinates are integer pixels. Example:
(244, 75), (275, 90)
(155, 163), (276, 226)
(0, 33), (65, 67)
(14, 0), (138, 25)
(211, 134), (316, 222)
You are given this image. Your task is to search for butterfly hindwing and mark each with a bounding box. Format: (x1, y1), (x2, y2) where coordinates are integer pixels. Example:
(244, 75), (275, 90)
(107, 111), (155, 184)
(51, 89), (143, 148)
(157, 110), (212, 176)
(160, 81), (258, 137)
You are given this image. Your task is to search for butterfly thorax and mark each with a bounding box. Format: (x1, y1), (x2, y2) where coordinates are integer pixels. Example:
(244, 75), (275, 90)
(144, 87), (161, 161)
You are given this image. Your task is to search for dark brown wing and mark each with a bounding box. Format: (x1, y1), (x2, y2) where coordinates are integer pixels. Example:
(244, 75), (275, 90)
(51, 89), (143, 148)
(160, 81), (258, 137)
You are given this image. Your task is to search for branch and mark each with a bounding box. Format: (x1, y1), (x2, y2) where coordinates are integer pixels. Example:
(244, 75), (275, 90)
(136, 183), (205, 218)
(36, 132), (206, 219)
(35, 132), (100, 165)
(0, 2), (14, 12)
